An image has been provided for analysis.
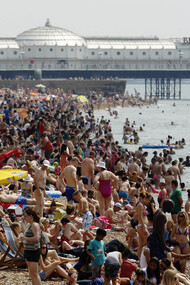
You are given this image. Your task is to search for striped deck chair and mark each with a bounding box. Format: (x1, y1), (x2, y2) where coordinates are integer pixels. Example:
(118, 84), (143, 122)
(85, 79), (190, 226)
(0, 239), (17, 267)
(2, 224), (25, 267)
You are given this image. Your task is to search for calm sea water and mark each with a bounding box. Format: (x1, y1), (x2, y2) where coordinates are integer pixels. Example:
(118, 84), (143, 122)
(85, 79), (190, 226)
(94, 82), (190, 203)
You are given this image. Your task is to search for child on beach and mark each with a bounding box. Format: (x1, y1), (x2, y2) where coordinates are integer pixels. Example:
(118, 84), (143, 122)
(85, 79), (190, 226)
(73, 191), (93, 232)
(130, 269), (146, 285)
(87, 228), (107, 278)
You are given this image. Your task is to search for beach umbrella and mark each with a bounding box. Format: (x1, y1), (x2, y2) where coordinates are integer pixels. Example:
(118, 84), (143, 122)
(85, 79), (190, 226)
(35, 84), (46, 88)
(77, 95), (88, 102)
(0, 169), (28, 184)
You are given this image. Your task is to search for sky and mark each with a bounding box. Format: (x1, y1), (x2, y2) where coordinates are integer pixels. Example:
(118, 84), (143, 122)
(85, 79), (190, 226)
(1, 0), (189, 39)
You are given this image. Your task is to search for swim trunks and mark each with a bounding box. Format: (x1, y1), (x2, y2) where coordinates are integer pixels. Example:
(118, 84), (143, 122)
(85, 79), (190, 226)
(66, 186), (78, 203)
(16, 196), (27, 205)
(118, 191), (129, 199)
(82, 176), (93, 185)
(61, 234), (71, 243)
(82, 211), (93, 231)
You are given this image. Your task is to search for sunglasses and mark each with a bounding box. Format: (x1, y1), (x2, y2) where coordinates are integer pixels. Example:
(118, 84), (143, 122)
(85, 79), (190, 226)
(41, 246), (47, 249)
(178, 215), (185, 218)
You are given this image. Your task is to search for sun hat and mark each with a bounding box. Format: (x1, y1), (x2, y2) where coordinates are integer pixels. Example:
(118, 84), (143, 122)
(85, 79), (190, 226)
(43, 160), (50, 167)
(114, 202), (123, 209)
(96, 161), (106, 169)
(23, 174), (33, 182)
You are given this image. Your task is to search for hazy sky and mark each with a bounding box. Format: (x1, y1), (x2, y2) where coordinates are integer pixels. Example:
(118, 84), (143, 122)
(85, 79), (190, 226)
(1, 0), (189, 38)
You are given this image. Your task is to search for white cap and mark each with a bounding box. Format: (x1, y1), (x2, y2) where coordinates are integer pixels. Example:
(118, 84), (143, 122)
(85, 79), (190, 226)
(43, 160), (50, 167)
(96, 161), (106, 169)
(114, 202), (123, 209)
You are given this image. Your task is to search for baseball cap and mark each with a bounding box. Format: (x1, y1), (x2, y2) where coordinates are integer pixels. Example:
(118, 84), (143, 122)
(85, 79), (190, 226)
(114, 202), (122, 209)
(43, 160), (50, 167)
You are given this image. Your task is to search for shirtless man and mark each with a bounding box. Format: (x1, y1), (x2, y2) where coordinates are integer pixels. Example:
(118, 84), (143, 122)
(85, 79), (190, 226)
(60, 217), (84, 251)
(87, 189), (100, 214)
(168, 160), (182, 184)
(33, 160), (49, 217)
(81, 151), (95, 190)
(153, 159), (164, 189)
(134, 147), (143, 159)
(116, 155), (127, 172)
(60, 157), (79, 203)
(127, 157), (140, 176)
(118, 176), (131, 202)
(65, 136), (74, 156)
(73, 191), (93, 232)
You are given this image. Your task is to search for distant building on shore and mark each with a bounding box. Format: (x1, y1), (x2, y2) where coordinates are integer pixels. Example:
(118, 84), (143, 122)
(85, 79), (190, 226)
(0, 19), (189, 72)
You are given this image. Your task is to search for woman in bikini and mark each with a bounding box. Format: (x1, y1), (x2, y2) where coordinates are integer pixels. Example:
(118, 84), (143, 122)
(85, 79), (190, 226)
(170, 211), (190, 255)
(135, 192), (152, 260)
(38, 243), (77, 282)
(94, 161), (118, 216)
(165, 169), (175, 196)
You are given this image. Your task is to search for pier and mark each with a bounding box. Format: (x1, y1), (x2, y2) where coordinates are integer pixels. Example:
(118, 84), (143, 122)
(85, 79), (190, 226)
(0, 69), (190, 99)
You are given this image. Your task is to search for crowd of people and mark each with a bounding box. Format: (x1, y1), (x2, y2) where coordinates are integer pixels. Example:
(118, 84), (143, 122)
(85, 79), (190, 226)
(0, 87), (189, 285)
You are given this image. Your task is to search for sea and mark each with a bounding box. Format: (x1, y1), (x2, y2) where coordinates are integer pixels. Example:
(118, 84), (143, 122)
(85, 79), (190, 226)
(94, 80), (190, 203)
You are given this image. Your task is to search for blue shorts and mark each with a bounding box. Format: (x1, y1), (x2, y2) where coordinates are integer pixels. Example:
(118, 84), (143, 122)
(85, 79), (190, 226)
(39, 270), (47, 281)
(66, 186), (78, 203)
(16, 196), (27, 205)
(82, 211), (93, 231)
(118, 191), (129, 199)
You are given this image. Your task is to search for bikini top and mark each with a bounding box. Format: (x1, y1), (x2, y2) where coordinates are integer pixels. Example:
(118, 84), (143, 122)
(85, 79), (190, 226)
(176, 227), (189, 236)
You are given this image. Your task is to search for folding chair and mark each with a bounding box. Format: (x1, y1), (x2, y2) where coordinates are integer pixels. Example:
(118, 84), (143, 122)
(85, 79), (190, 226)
(2, 224), (25, 268)
(0, 239), (17, 267)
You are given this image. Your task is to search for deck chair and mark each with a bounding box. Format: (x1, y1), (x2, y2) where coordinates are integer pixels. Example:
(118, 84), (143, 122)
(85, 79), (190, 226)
(0, 238), (17, 267)
(2, 224), (25, 268)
